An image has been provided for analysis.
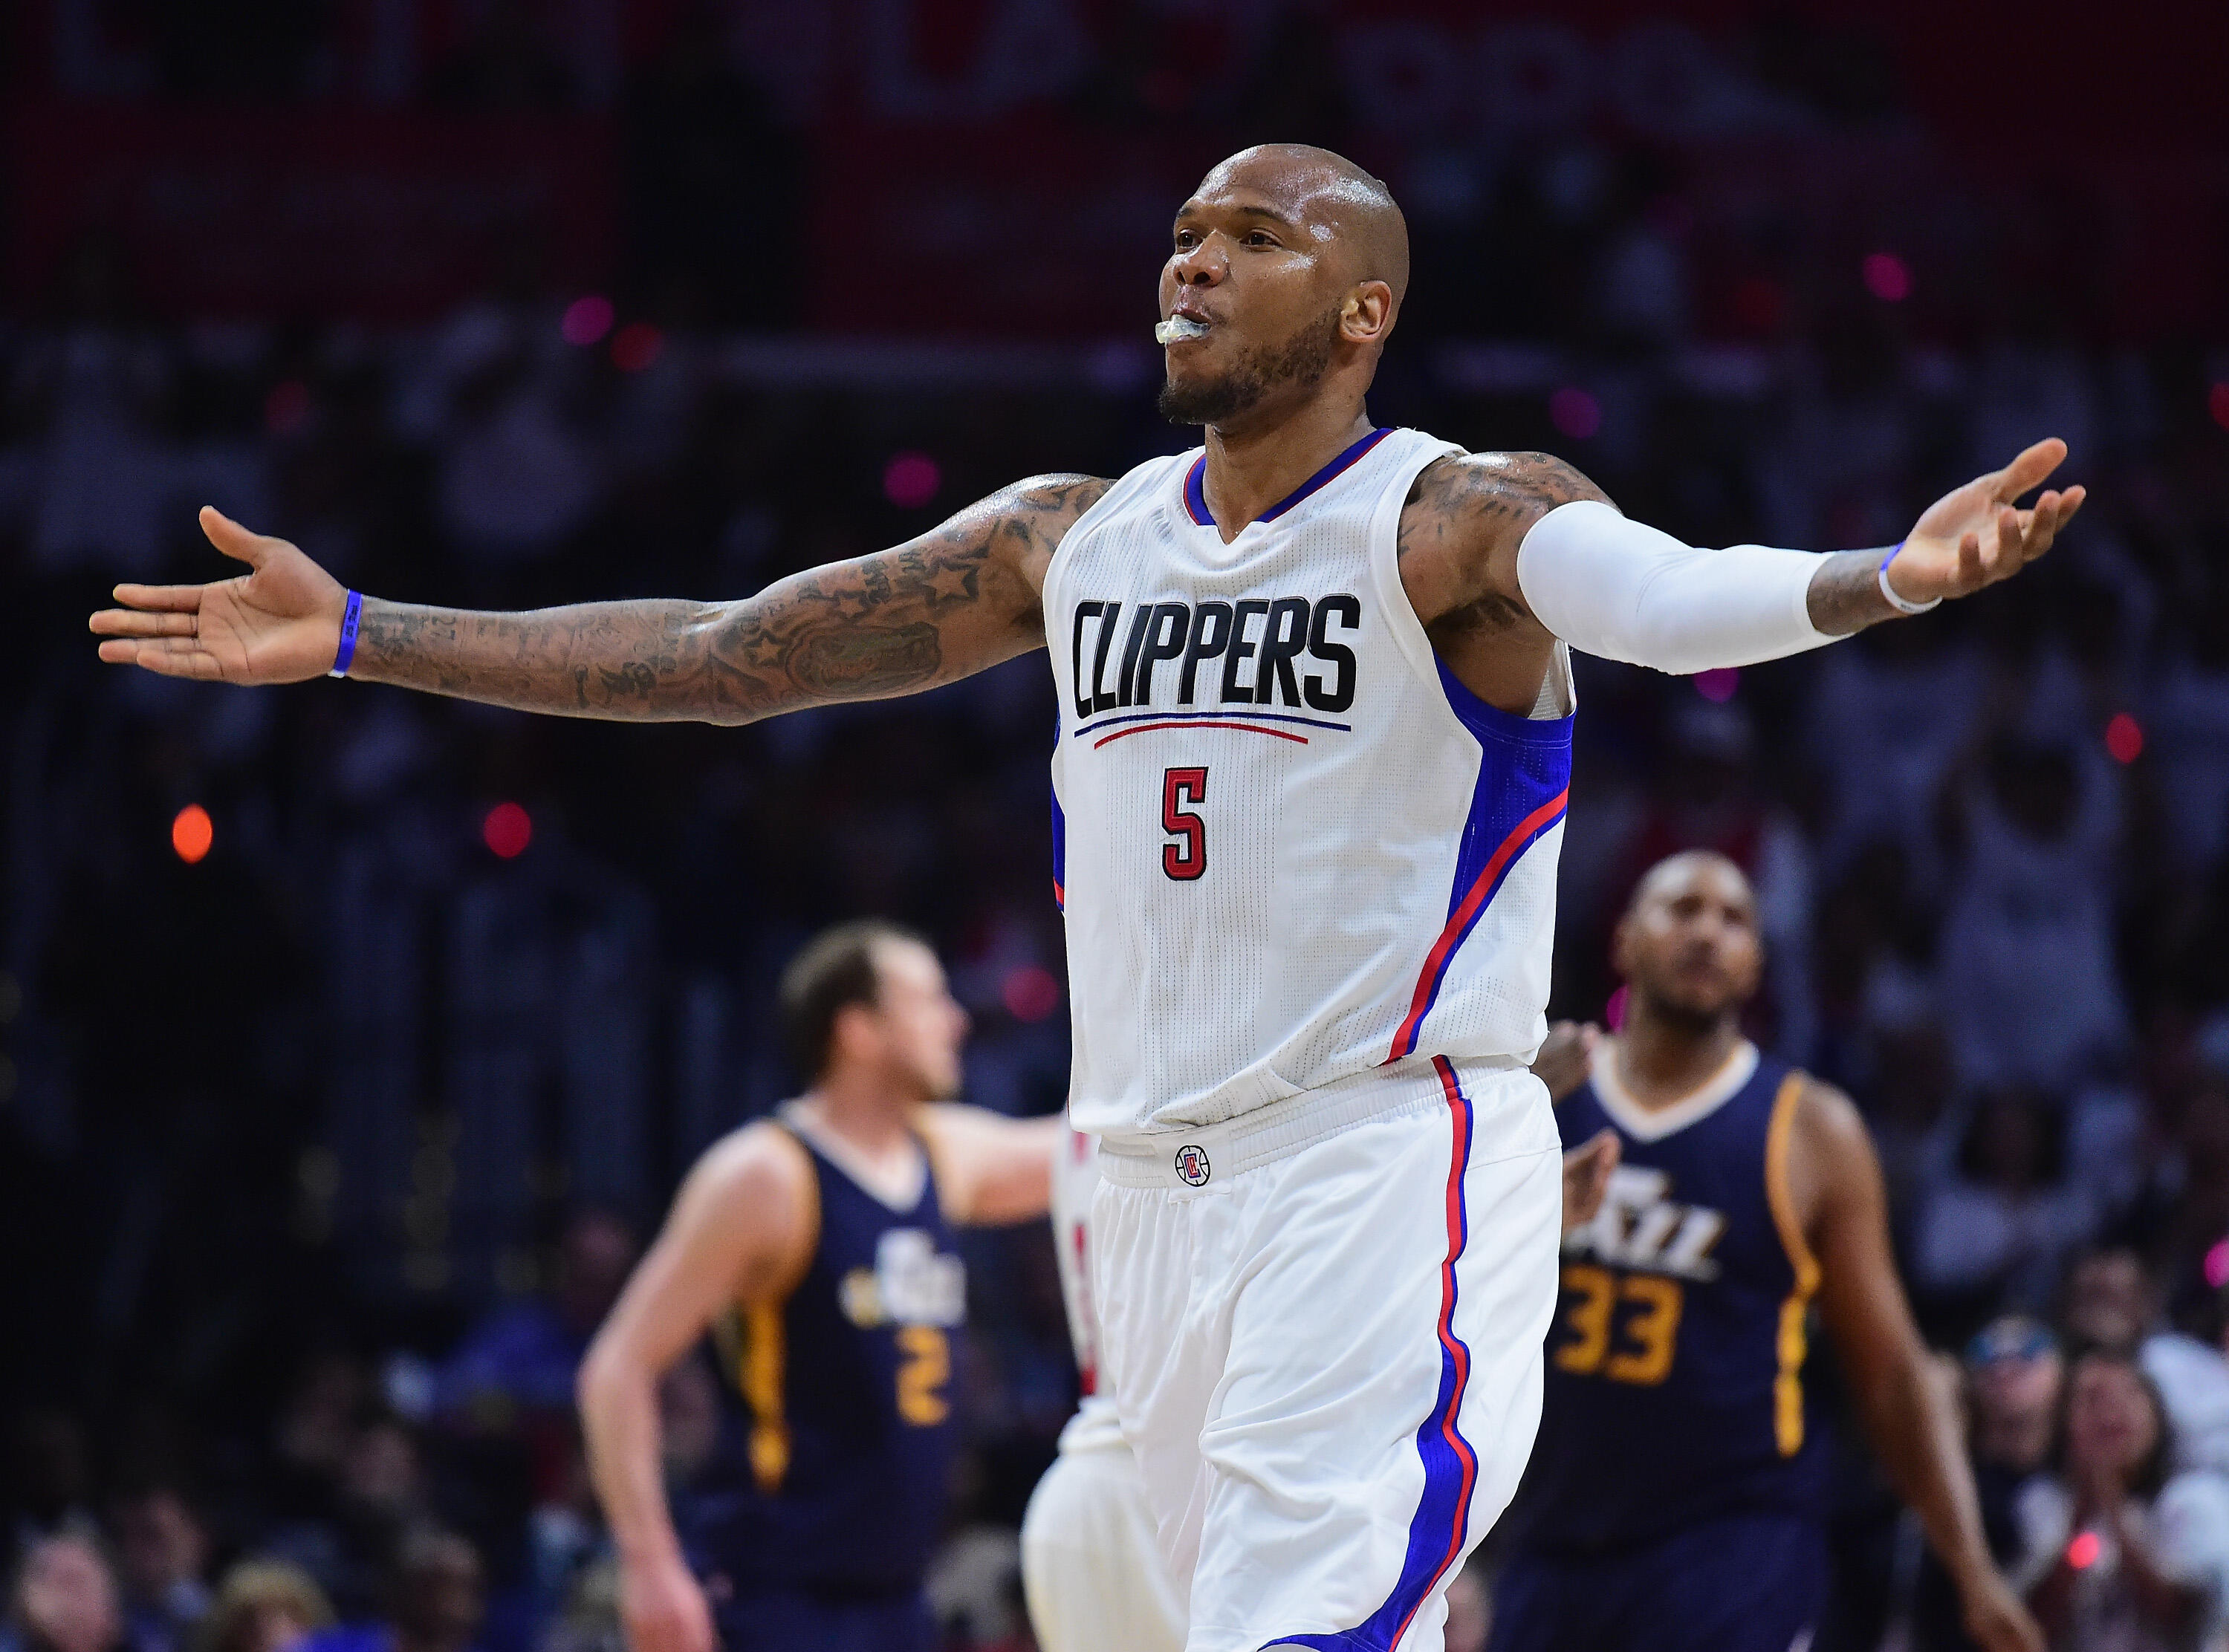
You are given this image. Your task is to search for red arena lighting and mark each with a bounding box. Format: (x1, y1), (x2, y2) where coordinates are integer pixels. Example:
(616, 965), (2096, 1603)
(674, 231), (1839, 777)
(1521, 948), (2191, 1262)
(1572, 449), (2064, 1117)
(2106, 713), (2144, 765)
(172, 804), (214, 865)
(483, 802), (533, 859)
(610, 323), (663, 373)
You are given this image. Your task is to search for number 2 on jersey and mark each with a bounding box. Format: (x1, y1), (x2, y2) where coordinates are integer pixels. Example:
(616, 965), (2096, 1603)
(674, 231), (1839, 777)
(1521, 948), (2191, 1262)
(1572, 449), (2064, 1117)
(1162, 767), (1207, 881)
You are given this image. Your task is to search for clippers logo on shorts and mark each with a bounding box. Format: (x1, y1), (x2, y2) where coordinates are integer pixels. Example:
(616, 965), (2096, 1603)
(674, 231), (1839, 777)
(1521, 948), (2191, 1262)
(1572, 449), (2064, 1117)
(1562, 1166), (1727, 1281)
(1068, 594), (1360, 718)
(1174, 1144), (1212, 1186)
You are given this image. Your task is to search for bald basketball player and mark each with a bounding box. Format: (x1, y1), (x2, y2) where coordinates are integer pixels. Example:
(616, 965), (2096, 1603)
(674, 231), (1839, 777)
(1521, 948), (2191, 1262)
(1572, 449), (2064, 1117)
(94, 146), (2077, 1651)
(1493, 853), (2038, 1652)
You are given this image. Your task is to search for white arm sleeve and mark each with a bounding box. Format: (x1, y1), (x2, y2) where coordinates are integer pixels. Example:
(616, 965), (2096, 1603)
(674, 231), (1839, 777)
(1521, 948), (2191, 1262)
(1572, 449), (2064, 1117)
(1515, 498), (1838, 674)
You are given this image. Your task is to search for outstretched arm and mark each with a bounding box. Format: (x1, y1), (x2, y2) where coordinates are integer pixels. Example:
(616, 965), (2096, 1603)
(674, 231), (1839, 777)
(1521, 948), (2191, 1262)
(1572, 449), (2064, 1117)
(1798, 1080), (2043, 1652)
(90, 476), (1110, 723)
(1400, 440), (2083, 712)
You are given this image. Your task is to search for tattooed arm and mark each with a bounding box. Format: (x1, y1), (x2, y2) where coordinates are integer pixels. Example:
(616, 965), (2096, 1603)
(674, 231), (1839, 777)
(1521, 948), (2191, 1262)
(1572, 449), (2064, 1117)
(90, 477), (1111, 723)
(1399, 442), (2083, 713)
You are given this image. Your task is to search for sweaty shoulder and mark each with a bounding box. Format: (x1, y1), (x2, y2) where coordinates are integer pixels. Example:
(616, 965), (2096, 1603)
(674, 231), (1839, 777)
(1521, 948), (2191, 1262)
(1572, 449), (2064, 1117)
(1397, 451), (1612, 711)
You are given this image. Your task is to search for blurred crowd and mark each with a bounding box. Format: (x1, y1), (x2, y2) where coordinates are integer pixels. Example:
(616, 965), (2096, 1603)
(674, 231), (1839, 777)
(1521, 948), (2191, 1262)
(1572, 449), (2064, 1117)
(5, 3), (2229, 1651)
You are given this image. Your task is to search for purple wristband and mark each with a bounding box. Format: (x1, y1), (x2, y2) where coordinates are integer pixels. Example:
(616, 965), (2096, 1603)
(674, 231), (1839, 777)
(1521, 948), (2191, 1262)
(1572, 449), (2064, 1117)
(329, 591), (363, 677)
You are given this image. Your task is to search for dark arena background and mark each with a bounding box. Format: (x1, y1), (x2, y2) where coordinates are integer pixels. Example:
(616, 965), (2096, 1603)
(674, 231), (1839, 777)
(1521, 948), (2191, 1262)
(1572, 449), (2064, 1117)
(4, 2), (2229, 1650)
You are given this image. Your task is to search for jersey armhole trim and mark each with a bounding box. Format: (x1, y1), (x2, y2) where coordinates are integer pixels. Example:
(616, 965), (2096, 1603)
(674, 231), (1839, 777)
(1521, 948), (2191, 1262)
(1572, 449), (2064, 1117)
(1763, 1073), (1820, 1294)
(758, 1121), (824, 1304)
(1765, 1071), (1819, 1457)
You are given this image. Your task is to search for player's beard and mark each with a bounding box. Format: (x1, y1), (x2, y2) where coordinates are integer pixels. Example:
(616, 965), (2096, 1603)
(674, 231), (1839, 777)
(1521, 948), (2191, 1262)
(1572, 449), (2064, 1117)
(1158, 303), (1343, 426)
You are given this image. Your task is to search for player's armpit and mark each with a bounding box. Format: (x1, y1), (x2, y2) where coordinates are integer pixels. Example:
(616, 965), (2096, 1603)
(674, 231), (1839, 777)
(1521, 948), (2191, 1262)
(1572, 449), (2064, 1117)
(917, 1105), (1061, 1226)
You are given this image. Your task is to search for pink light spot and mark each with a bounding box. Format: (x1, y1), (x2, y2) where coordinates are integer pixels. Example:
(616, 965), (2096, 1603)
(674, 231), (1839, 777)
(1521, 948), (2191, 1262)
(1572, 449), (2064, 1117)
(1862, 252), (1912, 302)
(1694, 668), (1739, 703)
(483, 802), (533, 859)
(610, 323), (663, 373)
(2106, 712), (2144, 765)
(2066, 1531), (2102, 1570)
(2210, 383), (2229, 432)
(1002, 965), (1062, 1023)
(265, 380), (311, 436)
(883, 452), (942, 510)
(1548, 387), (1601, 440)
(561, 295), (614, 347)
(2207, 1237), (2229, 1290)
(1605, 983), (1629, 1032)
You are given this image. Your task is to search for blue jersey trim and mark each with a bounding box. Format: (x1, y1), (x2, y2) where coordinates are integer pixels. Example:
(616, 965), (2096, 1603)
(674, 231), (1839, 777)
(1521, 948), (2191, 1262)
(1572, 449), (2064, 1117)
(1182, 427), (1394, 530)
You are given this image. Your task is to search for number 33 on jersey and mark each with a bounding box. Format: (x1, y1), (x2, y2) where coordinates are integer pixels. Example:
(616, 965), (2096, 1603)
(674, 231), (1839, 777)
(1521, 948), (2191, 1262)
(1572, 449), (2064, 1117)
(1045, 428), (1577, 1141)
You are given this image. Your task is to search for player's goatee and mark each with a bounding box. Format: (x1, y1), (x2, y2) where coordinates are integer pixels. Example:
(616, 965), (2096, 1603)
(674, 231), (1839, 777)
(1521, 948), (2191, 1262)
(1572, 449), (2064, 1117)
(1157, 303), (1343, 426)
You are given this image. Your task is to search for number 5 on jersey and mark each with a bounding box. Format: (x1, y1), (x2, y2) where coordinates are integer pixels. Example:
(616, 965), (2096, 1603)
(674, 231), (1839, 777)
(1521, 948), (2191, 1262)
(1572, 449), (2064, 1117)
(1163, 767), (1207, 881)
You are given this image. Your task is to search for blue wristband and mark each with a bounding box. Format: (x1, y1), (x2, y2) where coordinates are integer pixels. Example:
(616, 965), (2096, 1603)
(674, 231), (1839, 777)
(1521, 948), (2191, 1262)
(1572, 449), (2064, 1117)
(330, 590), (363, 677)
(1876, 542), (1941, 616)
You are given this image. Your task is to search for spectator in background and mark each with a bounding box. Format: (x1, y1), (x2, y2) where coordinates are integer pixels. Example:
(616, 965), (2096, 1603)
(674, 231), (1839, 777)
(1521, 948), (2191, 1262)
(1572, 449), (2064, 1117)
(5, 1535), (126, 1652)
(1941, 733), (2126, 1089)
(1901, 1321), (2071, 1652)
(192, 1564), (332, 1652)
(304, 1532), (484, 1652)
(2064, 1251), (2229, 1480)
(2019, 1351), (2229, 1651)
(436, 1210), (637, 1439)
(262, 1415), (429, 1624)
(1912, 1091), (2095, 1326)
(109, 1489), (210, 1652)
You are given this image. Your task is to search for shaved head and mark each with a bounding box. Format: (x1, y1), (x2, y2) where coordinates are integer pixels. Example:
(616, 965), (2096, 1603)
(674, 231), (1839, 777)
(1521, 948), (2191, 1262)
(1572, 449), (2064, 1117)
(1197, 144), (1411, 310)
(1613, 851), (1762, 1028)
(1156, 143), (1409, 433)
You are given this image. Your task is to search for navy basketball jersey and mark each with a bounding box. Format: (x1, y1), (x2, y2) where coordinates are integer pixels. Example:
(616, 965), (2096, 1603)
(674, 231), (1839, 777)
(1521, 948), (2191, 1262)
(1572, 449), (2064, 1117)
(682, 1116), (965, 1596)
(1513, 1042), (1829, 1553)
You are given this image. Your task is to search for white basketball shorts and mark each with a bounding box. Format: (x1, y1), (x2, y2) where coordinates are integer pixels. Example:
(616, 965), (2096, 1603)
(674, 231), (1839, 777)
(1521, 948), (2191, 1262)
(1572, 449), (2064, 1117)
(1091, 1057), (1563, 1652)
(1022, 1397), (1188, 1652)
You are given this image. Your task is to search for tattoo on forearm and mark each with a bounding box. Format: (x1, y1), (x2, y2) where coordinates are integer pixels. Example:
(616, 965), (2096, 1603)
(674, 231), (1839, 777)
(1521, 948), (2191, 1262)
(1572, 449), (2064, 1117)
(1805, 549), (1899, 637)
(353, 474), (1111, 723)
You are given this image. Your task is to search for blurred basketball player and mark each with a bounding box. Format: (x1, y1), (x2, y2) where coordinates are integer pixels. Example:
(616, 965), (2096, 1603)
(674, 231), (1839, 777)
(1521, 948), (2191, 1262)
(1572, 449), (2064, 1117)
(1488, 853), (2037, 1652)
(96, 143), (2076, 1651)
(1021, 1034), (1618, 1652)
(576, 923), (1058, 1652)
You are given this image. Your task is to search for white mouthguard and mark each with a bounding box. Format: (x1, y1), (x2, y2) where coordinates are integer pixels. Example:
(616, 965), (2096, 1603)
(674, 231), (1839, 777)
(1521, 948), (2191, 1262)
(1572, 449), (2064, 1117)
(1155, 316), (1209, 345)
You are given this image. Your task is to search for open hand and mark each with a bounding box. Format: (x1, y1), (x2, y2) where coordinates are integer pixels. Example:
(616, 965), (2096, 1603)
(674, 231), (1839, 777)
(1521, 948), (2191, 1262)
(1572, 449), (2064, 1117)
(1887, 439), (2085, 606)
(88, 507), (348, 683)
(1560, 1128), (1620, 1235)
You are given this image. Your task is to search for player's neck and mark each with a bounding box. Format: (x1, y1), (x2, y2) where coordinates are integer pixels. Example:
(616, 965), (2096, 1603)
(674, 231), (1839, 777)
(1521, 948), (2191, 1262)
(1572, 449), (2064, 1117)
(794, 1075), (920, 1160)
(1199, 396), (1376, 542)
(1612, 1003), (1747, 1110)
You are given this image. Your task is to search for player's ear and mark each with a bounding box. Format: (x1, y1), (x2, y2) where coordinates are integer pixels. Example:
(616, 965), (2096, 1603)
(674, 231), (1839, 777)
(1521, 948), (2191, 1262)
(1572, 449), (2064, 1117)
(1607, 914), (1635, 981)
(1339, 282), (1393, 345)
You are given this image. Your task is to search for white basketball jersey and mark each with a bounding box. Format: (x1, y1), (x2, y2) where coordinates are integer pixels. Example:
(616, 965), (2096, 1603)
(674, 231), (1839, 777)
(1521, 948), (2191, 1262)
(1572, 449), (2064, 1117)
(1047, 427), (1574, 1147)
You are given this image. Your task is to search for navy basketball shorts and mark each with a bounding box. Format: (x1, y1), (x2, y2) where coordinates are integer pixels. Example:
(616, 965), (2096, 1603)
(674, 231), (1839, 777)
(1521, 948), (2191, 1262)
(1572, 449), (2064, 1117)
(1487, 1512), (1829, 1652)
(714, 1587), (935, 1652)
